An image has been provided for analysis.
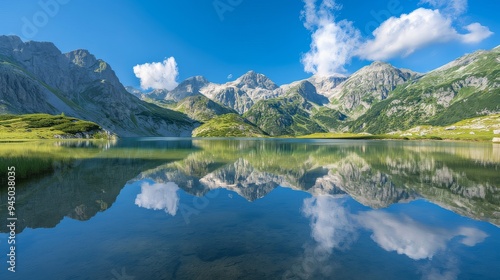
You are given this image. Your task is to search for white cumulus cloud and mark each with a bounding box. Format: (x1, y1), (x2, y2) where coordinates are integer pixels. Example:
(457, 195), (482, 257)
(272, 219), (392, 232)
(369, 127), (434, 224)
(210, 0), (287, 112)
(301, 0), (361, 76)
(135, 182), (180, 216)
(358, 9), (456, 61)
(301, 1), (493, 73)
(358, 8), (493, 61)
(133, 57), (179, 90)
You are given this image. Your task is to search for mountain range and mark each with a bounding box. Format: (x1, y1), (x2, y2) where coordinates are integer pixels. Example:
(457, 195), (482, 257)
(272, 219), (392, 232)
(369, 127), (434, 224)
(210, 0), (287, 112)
(127, 45), (500, 137)
(1, 35), (499, 137)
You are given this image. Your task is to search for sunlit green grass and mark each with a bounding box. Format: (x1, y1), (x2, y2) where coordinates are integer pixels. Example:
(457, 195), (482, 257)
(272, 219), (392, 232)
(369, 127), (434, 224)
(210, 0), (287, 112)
(0, 113), (103, 140)
(299, 114), (500, 141)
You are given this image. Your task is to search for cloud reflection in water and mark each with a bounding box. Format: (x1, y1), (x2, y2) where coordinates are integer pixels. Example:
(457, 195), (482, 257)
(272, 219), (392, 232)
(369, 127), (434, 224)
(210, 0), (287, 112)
(298, 195), (489, 279)
(135, 182), (180, 216)
(302, 195), (357, 253)
(355, 211), (488, 260)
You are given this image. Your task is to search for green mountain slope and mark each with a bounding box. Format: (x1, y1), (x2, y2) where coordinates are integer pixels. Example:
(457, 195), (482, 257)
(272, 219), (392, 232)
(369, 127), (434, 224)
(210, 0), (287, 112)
(244, 81), (330, 136)
(351, 47), (500, 134)
(174, 95), (237, 122)
(394, 114), (500, 141)
(330, 61), (420, 118)
(311, 107), (348, 131)
(192, 113), (267, 137)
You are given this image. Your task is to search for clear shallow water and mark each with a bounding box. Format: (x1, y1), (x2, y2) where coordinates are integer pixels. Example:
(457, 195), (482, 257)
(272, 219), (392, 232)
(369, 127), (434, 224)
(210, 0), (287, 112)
(0, 139), (499, 280)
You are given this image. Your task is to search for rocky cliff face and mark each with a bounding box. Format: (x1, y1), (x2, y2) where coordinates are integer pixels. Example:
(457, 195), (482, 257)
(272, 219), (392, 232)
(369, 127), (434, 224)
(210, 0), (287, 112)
(165, 76), (210, 101)
(294, 80), (329, 105)
(0, 35), (197, 136)
(204, 86), (255, 114)
(200, 71), (280, 113)
(330, 61), (420, 118)
(306, 75), (348, 99)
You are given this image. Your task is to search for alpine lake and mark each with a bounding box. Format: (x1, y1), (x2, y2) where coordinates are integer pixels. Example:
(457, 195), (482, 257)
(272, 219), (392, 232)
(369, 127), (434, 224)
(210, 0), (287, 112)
(0, 138), (499, 280)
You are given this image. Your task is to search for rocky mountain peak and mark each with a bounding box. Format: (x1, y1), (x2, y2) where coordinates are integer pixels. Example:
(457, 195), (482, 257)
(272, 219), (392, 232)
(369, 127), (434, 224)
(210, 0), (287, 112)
(65, 49), (98, 67)
(307, 74), (348, 98)
(235, 71), (278, 90)
(329, 61), (421, 118)
(0, 36), (124, 92)
(0, 35), (24, 54)
(177, 75), (209, 91)
(351, 60), (419, 81)
(354, 61), (397, 75)
(190, 75), (209, 83)
(370, 61), (391, 67)
(161, 75), (211, 102)
(293, 80), (329, 105)
(0, 36), (62, 66)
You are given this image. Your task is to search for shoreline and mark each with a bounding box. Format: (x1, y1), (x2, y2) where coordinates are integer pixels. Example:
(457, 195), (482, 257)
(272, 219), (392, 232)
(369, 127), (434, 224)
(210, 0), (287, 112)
(0, 135), (497, 143)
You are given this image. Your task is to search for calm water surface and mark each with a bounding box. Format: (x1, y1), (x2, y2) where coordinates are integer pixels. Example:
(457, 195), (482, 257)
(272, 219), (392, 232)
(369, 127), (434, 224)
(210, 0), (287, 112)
(0, 139), (499, 280)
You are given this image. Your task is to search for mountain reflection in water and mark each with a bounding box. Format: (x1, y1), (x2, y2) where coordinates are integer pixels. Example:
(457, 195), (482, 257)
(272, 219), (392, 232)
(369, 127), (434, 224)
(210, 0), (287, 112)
(0, 139), (498, 280)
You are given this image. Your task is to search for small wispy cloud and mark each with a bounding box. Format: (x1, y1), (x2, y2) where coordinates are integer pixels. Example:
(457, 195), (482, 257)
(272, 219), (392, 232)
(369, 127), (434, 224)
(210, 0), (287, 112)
(133, 57), (179, 90)
(419, 0), (467, 17)
(227, 73), (233, 80)
(460, 23), (494, 43)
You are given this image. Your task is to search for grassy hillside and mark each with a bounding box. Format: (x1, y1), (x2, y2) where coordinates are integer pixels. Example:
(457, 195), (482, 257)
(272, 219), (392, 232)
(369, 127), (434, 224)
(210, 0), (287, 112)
(351, 48), (500, 134)
(244, 87), (326, 136)
(311, 107), (348, 131)
(299, 114), (500, 141)
(0, 113), (110, 140)
(394, 114), (500, 141)
(192, 113), (267, 137)
(174, 95), (236, 122)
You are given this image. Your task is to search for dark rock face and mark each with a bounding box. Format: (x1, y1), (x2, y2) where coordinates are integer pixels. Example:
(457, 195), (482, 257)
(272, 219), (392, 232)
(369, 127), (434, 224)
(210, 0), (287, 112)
(0, 35), (197, 137)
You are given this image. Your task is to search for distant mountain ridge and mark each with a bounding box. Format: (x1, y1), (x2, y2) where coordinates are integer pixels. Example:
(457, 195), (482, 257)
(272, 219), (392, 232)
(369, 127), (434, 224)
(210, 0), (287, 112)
(131, 46), (496, 136)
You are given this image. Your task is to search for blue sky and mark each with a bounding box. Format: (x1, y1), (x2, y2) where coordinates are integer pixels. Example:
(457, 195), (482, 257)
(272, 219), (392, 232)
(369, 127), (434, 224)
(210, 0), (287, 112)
(0, 0), (498, 88)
